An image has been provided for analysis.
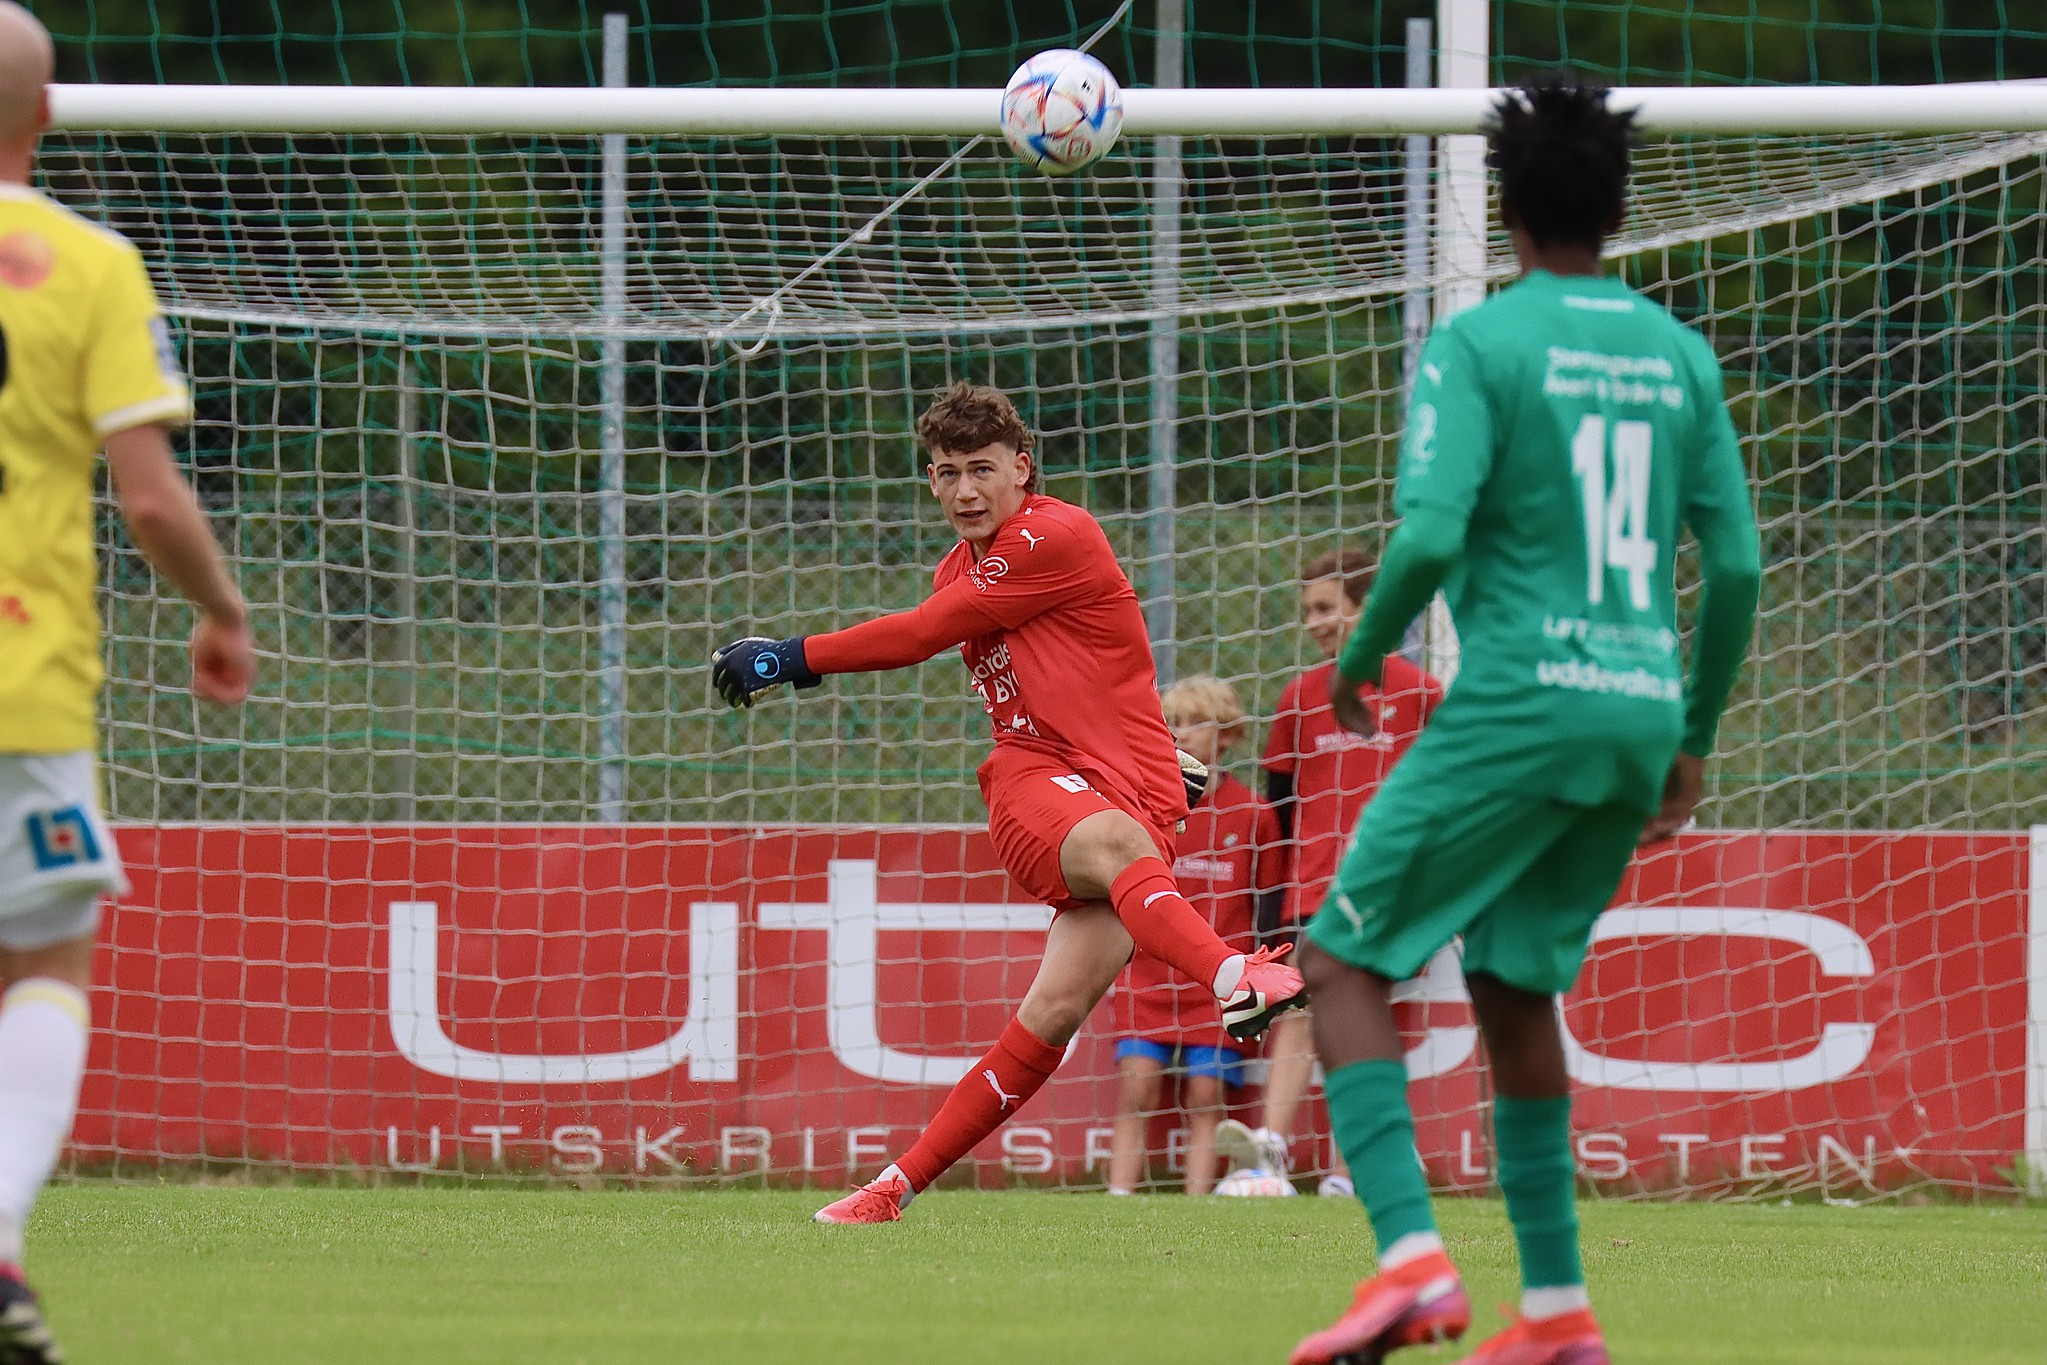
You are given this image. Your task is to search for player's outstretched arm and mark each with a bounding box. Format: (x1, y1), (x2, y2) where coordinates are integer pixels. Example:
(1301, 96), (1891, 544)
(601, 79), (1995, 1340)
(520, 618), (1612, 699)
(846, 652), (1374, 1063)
(1641, 752), (1705, 845)
(1646, 387), (1764, 844)
(1678, 495), (1763, 761)
(1328, 507), (1465, 734)
(709, 637), (822, 708)
(104, 422), (255, 704)
(1327, 324), (1484, 734)
(1642, 528), (1760, 843)
(711, 578), (1005, 708)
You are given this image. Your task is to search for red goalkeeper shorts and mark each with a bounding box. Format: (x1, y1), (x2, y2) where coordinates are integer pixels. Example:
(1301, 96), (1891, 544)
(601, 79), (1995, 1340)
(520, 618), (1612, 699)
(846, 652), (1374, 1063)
(979, 744), (1174, 912)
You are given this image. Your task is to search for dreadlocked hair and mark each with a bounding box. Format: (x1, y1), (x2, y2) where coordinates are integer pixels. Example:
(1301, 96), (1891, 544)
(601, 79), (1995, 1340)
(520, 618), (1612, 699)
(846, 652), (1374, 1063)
(1485, 72), (1640, 249)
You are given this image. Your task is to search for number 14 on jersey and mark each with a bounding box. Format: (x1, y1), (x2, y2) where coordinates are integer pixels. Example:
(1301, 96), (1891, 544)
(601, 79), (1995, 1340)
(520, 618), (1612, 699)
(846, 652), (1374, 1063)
(1571, 414), (1659, 612)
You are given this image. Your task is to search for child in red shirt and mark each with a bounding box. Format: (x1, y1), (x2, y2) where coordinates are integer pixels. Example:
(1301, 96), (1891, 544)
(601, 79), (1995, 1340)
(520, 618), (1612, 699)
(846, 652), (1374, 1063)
(1106, 678), (1285, 1195)
(1216, 550), (1442, 1193)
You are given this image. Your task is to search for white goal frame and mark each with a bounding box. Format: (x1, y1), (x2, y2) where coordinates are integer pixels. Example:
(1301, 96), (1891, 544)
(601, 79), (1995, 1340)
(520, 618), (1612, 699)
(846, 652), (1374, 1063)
(50, 74), (2047, 1194)
(49, 81), (2047, 137)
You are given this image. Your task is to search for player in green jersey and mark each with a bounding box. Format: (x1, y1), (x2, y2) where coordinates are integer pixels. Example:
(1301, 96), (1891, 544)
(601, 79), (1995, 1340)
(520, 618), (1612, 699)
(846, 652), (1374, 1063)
(1287, 77), (1762, 1365)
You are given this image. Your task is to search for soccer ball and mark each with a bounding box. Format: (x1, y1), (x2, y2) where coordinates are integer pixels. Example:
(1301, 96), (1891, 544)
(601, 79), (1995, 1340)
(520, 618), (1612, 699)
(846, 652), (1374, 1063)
(1211, 1166), (1298, 1198)
(999, 49), (1124, 176)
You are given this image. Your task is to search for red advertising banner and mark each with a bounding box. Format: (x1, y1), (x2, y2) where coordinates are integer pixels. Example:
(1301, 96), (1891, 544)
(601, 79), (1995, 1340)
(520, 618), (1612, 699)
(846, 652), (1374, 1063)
(79, 825), (2036, 1192)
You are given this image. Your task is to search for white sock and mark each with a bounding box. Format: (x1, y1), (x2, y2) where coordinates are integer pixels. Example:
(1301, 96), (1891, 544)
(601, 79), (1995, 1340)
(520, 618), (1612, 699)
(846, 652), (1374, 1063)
(1521, 1285), (1592, 1321)
(874, 1162), (916, 1210)
(0, 980), (91, 1265)
(1211, 954), (1247, 999)
(1106, 1186), (1134, 1196)
(1378, 1231), (1446, 1271)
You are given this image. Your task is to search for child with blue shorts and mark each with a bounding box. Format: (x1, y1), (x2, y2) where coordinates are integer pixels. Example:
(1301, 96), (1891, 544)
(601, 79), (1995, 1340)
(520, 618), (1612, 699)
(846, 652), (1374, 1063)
(1105, 678), (1283, 1194)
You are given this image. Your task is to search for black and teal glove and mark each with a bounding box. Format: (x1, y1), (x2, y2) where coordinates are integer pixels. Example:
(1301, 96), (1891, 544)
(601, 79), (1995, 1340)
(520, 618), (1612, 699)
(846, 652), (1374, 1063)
(711, 636), (821, 708)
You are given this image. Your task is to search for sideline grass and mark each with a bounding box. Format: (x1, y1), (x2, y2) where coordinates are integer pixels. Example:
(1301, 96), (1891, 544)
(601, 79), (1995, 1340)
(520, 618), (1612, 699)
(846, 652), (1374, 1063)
(26, 1186), (2043, 1363)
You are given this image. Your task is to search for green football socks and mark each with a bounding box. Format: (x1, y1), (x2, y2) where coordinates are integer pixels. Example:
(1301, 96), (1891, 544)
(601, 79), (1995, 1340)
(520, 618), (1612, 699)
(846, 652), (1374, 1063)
(1325, 1063), (1587, 1294)
(1494, 1094), (1585, 1289)
(1326, 1059), (1437, 1253)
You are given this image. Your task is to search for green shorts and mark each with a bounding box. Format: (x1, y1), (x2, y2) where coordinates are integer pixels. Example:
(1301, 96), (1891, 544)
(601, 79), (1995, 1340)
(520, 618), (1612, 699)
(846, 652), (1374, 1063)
(1305, 757), (1649, 996)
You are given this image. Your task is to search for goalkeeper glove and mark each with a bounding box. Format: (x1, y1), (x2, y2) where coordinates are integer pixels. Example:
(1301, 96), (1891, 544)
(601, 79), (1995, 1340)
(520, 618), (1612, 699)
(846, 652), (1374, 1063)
(1177, 748), (1210, 810)
(711, 636), (822, 708)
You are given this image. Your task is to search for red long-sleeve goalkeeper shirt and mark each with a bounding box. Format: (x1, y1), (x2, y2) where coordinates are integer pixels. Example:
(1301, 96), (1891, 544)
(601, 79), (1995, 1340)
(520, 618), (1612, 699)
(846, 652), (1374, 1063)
(804, 494), (1186, 832)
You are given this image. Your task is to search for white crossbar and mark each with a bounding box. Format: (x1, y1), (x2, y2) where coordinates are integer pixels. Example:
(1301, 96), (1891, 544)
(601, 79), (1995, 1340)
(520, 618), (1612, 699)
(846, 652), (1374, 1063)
(47, 81), (2047, 138)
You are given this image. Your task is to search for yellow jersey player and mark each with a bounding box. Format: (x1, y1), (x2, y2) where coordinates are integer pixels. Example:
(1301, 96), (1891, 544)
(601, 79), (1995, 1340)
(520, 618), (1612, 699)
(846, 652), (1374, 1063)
(0, 7), (255, 1361)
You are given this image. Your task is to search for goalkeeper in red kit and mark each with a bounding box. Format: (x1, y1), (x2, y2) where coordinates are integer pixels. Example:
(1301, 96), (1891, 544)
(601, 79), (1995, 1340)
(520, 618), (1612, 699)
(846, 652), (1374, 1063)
(712, 382), (1308, 1224)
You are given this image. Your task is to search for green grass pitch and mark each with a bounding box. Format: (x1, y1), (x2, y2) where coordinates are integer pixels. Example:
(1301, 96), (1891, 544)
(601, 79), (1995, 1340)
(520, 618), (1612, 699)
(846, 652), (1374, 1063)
(26, 1186), (2043, 1363)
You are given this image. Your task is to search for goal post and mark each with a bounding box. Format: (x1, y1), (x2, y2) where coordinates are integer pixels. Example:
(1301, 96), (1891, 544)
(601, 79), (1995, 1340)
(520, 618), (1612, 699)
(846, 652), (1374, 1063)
(48, 80), (2047, 135)
(52, 75), (2044, 1197)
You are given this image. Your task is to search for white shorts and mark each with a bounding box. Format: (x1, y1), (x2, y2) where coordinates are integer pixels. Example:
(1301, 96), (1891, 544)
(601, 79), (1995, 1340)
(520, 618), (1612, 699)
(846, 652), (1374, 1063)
(0, 751), (123, 950)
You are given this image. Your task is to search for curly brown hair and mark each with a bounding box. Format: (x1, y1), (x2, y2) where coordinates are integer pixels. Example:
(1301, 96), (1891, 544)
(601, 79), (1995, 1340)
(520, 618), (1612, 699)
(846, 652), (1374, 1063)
(918, 382), (1040, 492)
(1304, 548), (1374, 606)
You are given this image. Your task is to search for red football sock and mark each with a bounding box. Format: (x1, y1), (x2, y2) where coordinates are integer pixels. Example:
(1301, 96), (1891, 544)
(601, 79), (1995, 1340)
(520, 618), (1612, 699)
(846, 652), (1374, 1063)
(895, 1017), (1064, 1191)
(1110, 857), (1236, 991)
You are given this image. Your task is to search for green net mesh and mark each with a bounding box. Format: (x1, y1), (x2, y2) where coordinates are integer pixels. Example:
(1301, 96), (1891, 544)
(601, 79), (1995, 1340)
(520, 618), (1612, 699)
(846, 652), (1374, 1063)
(14, 0), (2040, 1200)
(26, 1), (2042, 836)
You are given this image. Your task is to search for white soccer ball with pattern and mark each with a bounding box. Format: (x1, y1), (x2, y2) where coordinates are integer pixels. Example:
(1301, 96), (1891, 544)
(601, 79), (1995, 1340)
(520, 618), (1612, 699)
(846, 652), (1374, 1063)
(1000, 49), (1124, 176)
(1211, 1166), (1298, 1198)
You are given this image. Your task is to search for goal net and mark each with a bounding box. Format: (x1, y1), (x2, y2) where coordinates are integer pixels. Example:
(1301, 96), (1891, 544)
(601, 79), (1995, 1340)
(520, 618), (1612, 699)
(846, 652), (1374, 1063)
(46, 71), (2043, 1195)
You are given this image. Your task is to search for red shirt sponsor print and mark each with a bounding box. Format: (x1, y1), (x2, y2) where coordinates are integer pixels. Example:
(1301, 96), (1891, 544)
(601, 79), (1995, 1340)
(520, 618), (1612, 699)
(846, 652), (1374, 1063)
(1116, 772), (1283, 1049)
(1262, 656), (1442, 924)
(933, 495), (1186, 833)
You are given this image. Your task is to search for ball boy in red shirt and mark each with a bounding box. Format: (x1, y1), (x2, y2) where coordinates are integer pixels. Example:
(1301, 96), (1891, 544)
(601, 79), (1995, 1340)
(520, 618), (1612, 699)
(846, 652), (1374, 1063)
(1217, 551), (1441, 1192)
(1106, 678), (1285, 1195)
